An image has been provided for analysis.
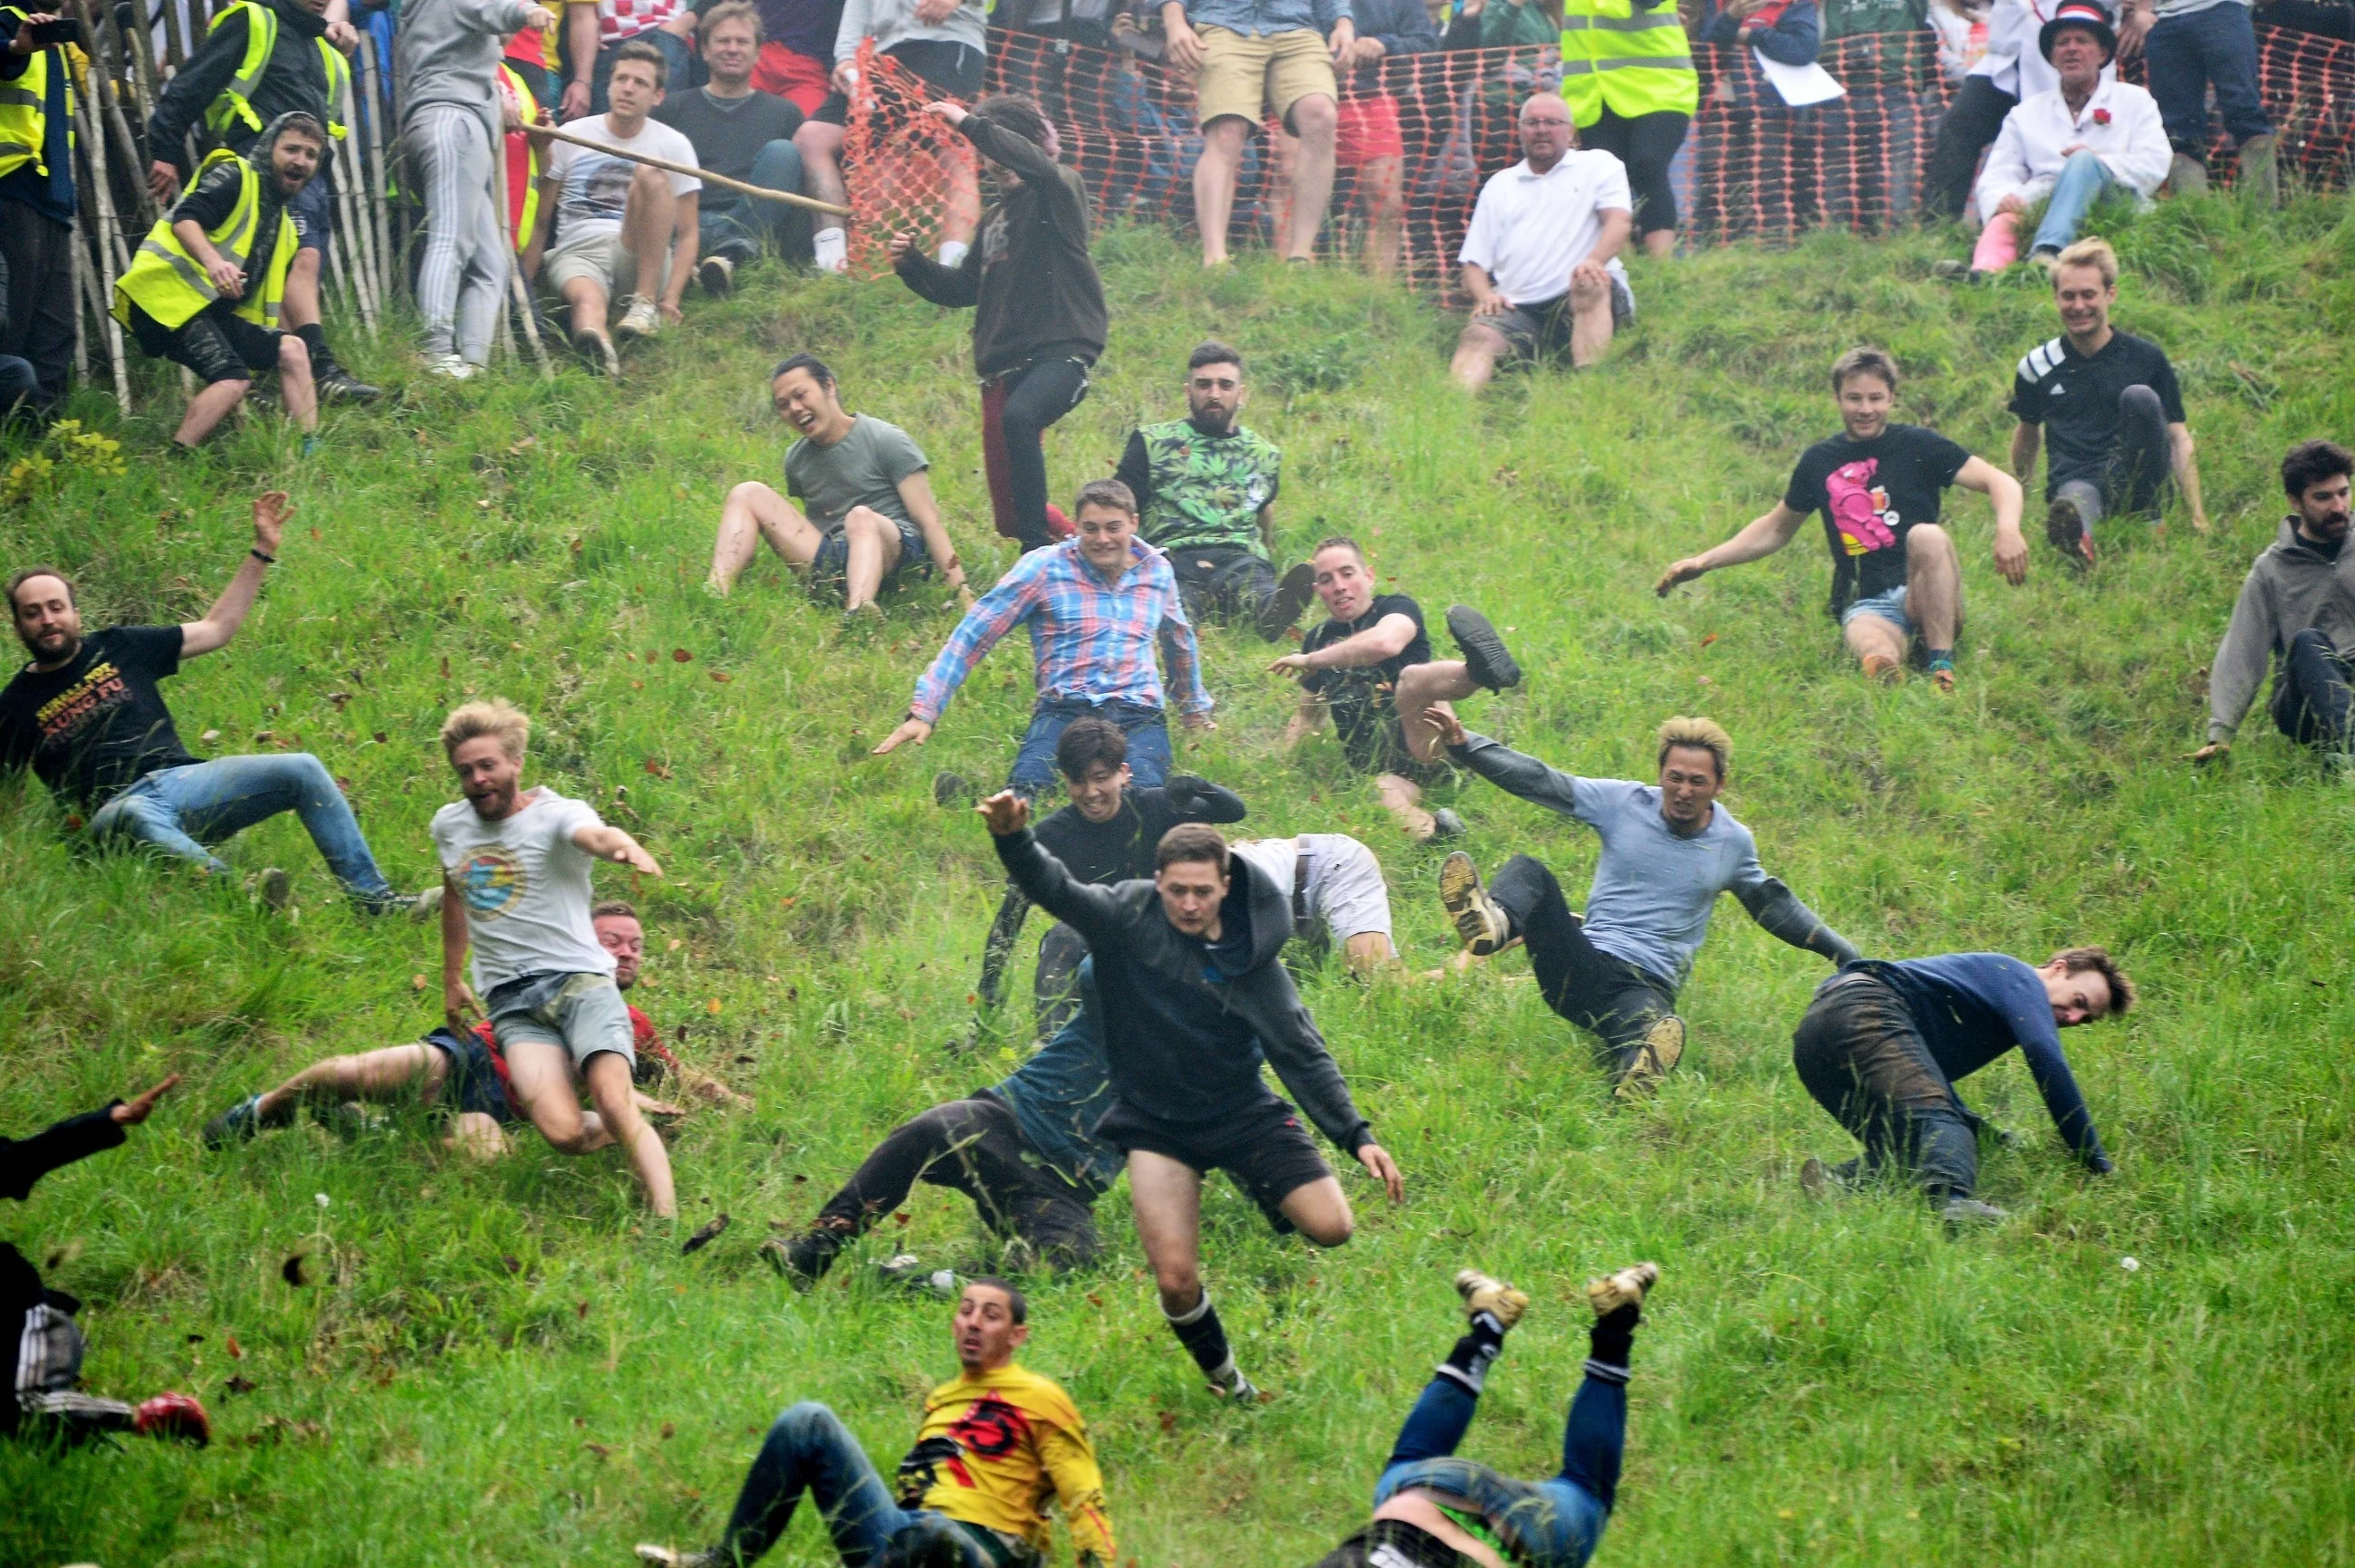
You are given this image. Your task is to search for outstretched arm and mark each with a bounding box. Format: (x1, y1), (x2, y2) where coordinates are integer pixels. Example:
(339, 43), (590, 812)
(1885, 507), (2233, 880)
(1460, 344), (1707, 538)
(0, 1077), (172, 1201)
(1955, 456), (2028, 586)
(983, 793), (1129, 944)
(1441, 720), (1588, 819)
(1267, 612), (1418, 677)
(572, 822), (663, 877)
(1731, 872), (1860, 965)
(1655, 502), (1808, 595)
(180, 492), (291, 658)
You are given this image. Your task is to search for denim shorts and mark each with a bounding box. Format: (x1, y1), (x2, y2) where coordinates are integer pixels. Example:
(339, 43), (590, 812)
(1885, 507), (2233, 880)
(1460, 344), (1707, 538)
(1839, 582), (1913, 637)
(485, 971), (636, 1070)
(422, 1024), (516, 1124)
(808, 516), (930, 602)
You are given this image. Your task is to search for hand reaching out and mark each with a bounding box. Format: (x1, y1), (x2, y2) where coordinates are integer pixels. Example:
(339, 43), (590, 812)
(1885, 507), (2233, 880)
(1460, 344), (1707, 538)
(252, 491), (292, 555)
(112, 1075), (181, 1125)
(1655, 556), (1707, 596)
(976, 789), (1031, 837)
(1357, 1142), (1405, 1202)
(872, 716), (933, 754)
(2186, 741), (2229, 764)
(1420, 701), (1468, 750)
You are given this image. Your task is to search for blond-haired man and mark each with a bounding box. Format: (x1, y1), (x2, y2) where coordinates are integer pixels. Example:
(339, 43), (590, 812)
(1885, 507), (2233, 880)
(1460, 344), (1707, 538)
(1425, 708), (1858, 1098)
(431, 698), (678, 1216)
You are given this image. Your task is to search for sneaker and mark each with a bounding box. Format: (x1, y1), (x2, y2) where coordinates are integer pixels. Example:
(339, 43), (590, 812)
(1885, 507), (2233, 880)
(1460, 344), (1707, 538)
(932, 771), (976, 808)
(1613, 1015), (1686, 1101)
(813, 227), (849, 274)
(1585, 1261), (1659, 1318)
(1427, 808), (1467, 842)
(253, 867), (292, 910)
(314, 362), (383, 401)
(1254, 563), (1317, 641)
(2045, 495), (2096, 567)
(1213, 1366), (1264, 1402)
(1940, 1197), (2010, 1227)
(878, 1253), (959, 1295)
(761, 1229), (841, 1290)
(636, 1547), (717, 1568)
(1929, 258), (1971, 281)
(1438, 851), (1509, 956)
(698, 254), (735, 297)
(202, 1094), (282, 1149)
(1446, 606), (1523, 691)
(1453, 1268), (1529, 1330)
(574, 330), (620, 378)
(423, 353), (476, 382)
(1799, 1156), (1832, 1199)
(359, 886), (444, 920)
(616, 294), (662, 341)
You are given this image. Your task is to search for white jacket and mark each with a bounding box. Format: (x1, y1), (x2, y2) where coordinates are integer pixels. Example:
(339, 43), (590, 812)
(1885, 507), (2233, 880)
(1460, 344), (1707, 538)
(1968, 0), (2116, 99)
(1975, 77), (2169, 213)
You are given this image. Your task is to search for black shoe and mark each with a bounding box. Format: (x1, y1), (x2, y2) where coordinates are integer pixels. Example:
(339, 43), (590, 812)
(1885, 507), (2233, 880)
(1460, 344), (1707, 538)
(933, 770), (975, 808)
(1447, 606), (1522, 691)
(1255, 563), (1317, 641)
(203, 1093), (293, 1149)
(314, 362), (382, 402)
(762, 1228), (842, 1290)
(2045, 496), (2095, 567)
(1427, 807), (1466, 841)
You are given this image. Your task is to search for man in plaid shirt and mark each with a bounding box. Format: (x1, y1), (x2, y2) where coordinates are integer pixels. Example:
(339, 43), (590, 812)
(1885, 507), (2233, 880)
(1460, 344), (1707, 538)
(876, 478), (1215, 796)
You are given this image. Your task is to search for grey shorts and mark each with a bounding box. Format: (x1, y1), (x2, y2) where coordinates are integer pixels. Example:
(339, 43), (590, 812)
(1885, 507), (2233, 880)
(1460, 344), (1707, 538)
(1475, 278), (1636, 362)
(485, 970), (636, 1070)
(543, 226), (671, 301)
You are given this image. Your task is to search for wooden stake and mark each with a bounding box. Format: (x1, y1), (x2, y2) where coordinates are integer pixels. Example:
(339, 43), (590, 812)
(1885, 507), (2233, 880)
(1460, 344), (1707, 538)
(533, 121), (853, 215)
(72, 66), (134, 409)
(359, 33), (396, 305)
(488, 101), (554, 380)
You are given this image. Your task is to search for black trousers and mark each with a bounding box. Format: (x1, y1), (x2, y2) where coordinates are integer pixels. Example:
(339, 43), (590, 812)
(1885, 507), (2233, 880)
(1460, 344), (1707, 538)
(983, 356), (1092, 553)
(2272, 628), (2355, 752)
(814, 1096), (1101, 1270)
(1791, 974), (1980, 1199)
(1490, 854), (1677, 1076)
(1579, 106), (1691, 236)
(0, 207), (77, 412)
(1923, 74), (2017, 221)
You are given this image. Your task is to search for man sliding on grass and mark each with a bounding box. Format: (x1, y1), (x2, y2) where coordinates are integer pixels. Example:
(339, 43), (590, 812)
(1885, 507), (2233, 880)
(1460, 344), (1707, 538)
(984, 794), (1405, 1401)
(1654, 346), (2027, 692)
(1793, 947), (2129, 1226)
(1428, 707), (1858, 1100)
(637, 1277), (1114, 1568)
(1308, 1263), (1658, 1568)
(431, 699), (678, 1217)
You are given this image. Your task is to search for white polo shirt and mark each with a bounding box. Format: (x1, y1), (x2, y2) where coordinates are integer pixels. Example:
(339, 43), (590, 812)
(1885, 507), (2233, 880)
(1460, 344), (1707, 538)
(1458, 149), (1634, 308)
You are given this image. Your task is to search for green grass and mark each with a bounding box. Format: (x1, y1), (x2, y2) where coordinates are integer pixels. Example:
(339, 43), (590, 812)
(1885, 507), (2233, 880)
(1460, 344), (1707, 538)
(7, 196), (2355, 1567)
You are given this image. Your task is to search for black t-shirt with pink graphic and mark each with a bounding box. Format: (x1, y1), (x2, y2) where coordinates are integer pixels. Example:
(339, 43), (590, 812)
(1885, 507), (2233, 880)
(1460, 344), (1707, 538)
(1783, 424), (1973, 617)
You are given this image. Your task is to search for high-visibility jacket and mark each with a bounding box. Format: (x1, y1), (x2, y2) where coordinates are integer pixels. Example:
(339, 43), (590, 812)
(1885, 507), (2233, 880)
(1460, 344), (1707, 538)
(1560, 0), (1699, 124)
(496, 63), (543, 251)
(201, 1), (350, 143)
(113, 149), (298, 331)
(0, 7), (74, 182)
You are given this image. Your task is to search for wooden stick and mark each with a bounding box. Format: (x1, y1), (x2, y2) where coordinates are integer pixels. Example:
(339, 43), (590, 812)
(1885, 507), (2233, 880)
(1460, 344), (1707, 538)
(358, 32), (395, 305)
(77, 0), (160, 231)
(70, 224), (89, 390)
(72, 68), (134, 408)
(533, 121), (852, 216)
(489, 95), (553, 379)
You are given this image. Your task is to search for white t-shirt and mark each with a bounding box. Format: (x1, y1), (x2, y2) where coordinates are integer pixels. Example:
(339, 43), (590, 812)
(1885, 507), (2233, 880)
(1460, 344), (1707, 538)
(1458, 150), (1634, 309)
(432, 786), (616, 994)
(547, 113), (701, 241)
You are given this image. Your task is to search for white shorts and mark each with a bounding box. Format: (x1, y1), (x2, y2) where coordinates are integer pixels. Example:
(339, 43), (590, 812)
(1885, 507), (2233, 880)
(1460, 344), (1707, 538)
(1231, 833), (1394, 946)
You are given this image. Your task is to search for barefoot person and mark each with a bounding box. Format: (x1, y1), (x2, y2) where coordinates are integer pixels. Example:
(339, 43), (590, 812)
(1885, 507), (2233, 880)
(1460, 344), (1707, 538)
(636, 1278), (1114, 1568)
(707, 354), (972, 614)
(983, 791), (1405, 1400)
(433, 699), (678, 1217)
(1654, 346), (2027, 692)
(1793, 947), (2130, 1225)
(1429, 707), (1858, 1098)
(1308, 1264), (1658, 1568)
(1271, 534), (1523, 841)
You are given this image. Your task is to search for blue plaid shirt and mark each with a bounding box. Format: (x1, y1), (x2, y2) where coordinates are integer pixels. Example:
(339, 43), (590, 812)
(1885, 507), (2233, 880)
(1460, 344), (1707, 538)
(1175, 0), (1352, 37)
(909, 538), (1213, 724)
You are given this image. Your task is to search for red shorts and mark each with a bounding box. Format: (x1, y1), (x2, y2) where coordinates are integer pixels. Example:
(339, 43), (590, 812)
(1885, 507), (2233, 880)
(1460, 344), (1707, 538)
(753, 42), (831, 115)
(1335, 92), (1404, 167)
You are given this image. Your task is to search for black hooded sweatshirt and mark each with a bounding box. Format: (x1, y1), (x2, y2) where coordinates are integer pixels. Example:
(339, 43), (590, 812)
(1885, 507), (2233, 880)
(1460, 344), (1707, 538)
(995, 827), (1375, 1153)
(148, 0), (337, 167)
(3, 1105), (125, 1435)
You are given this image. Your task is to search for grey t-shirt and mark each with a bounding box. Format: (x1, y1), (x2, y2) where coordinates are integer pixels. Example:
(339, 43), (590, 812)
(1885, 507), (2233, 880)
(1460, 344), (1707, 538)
(783, 415), (928, 531)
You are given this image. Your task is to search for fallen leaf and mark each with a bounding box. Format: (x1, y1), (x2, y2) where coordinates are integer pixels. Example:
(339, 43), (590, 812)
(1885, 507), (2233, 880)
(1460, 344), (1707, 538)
(439, 658), (451, 679)
(711, 670), (732, 683)
(328, 691), (351, 709)
(668, 938), (683, 952)
(225, 1375), (257, 1395)
(1086, 1293), (1104, 1308)
(372, 731), (388, 744)
(660, 1422), (677, 1439)
(226, 1333), (243, 1359)
(672, 649), (692, 663)
(681, 1214), (731, 1255)
(643, 759), (671, 780)
(1700, 633), (1719, 648)
(1158, 1409), (1178, 1434)
(502, 1255), (524, 1275)
(706, 998), (722, 1015)
(412, 974), (428, 991)
(200, 728), (221, 743)
(894, 1211), (911, 1227)
(576, 1301), (590, 1319)
(584, 1441), (612, 1460)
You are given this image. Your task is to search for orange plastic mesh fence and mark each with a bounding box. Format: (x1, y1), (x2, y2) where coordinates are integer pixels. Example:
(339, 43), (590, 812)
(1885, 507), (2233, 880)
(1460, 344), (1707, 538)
(842, 25), (2354, 294)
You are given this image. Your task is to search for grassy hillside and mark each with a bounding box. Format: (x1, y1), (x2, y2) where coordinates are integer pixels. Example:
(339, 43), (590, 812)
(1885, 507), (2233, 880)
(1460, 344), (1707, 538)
(6, 194), (2355, 1568)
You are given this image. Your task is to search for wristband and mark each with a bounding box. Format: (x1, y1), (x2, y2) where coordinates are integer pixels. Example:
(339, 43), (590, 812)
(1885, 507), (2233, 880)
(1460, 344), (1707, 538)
(250, 548), (275, 564)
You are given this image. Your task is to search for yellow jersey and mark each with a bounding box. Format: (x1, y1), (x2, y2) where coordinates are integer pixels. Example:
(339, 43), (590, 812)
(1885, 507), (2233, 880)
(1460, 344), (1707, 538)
(894, 1362), (1116, 1564)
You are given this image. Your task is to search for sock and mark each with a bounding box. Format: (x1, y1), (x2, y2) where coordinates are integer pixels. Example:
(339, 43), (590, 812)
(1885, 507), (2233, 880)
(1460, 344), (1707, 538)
(814, 227), (848, 272)
(1434, 1311), (1508, 1394)
(1164, 1293), (1238, 1386)
(295, 322), (331, 370)
(937, 240), (970, 268)
(1584, 1303), (1639, 1385)
(1926, 649), (1955, 673)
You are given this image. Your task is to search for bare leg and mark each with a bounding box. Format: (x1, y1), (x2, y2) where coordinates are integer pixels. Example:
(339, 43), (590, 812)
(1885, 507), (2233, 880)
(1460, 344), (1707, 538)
(174, 378), (253, 447)
(1568, 274), (1616, 369)
(1194, 116), (1251, 265)
(1395, 659), (1479, 762)
(282, 249), (322, 329)
(1841, 611), (1908, 678)
(277, 333), (317, 432)
(795, 120), (848, 265)
(255, 1042), (446, 1120)
(710, 481), (824, 592)
(838, 505), (906, 611)
(1377, 771), (1437, 840)
(561, 275), (610, 341)
(1285, 95), (1339, 260)
(1904, 523), (1962, 652)
(1274, 1173), (1355, 1246)
(620, 163), (675, 305)
(1127, 1150), (1207, 1313)
(1642, 229), (1675, 259)
(503, 1039), (612, 1155)
(1357, 154), (1403, 277)
(584, 1051), (676, 1216)
(442, 1110), (509, 1159)
(1451, 321), (1510, 392)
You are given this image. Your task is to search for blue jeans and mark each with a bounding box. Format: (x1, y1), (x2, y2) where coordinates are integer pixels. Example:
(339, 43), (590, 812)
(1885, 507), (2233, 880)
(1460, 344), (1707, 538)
(2145, 1), (2273, 157)
(715, 1402), (991, 1567)
(0, 352), (35, 414)
(2031, 151), (2126, 255)
(1370, 1371), (1620, 1568)
(85, 755), (395, 904)
(699, 139), (813, 265)
(1007, 700), (1171, 796)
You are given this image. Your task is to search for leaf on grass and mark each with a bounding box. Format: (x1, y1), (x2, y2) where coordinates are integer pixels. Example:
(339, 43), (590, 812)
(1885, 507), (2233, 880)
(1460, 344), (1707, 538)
(711, 671), (732, 683)
(643, 759), (672, 780)
(226, 1332), (243, 1360)
(225, 1375), (257, 1395)
(682, 1214), (731, 1255)
(576, 1300), (591, 1319)
(584, 1442), (612, 1460)
(672, 648), (693, 663)
(660, 1422), (676, 1440)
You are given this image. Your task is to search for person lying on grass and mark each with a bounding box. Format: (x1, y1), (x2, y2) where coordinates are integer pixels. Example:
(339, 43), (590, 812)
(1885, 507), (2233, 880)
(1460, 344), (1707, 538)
(1654, 345), (2027, 692)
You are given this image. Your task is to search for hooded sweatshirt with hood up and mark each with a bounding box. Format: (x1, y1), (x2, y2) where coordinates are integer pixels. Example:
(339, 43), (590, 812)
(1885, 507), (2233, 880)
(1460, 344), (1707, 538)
(167, 112), (328, 301)
(995, 827), (1376, 1154)
(2207, 515), (2355, 743)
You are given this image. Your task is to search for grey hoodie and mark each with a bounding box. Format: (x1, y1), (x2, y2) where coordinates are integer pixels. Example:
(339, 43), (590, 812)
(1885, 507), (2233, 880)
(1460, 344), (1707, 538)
(2207, 516), (2355, 743)
(397, 0), (538, 131)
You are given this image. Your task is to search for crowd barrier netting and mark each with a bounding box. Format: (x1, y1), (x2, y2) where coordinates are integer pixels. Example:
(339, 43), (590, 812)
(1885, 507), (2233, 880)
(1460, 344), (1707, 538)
(842, 24), (2355, 297)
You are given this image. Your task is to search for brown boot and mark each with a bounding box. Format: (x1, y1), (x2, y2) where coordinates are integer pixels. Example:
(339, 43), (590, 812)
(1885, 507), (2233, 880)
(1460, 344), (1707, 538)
(2237, 133), (2280, 208)
(2167, 152), (2209, 197)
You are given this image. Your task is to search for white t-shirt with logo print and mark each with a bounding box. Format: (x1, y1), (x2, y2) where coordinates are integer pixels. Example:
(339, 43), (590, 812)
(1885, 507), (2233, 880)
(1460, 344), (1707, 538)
(432, 786), (616, 995)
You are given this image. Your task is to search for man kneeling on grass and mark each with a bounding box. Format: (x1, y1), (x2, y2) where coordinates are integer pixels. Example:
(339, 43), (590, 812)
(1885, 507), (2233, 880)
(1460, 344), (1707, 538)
(1793, 947), (2129, 1226)
(203, 900), (745, 1156)
(432, 699), (678, 1217)
(1655, 346), (2027, 692)
(637, 1277), (1114, 1568)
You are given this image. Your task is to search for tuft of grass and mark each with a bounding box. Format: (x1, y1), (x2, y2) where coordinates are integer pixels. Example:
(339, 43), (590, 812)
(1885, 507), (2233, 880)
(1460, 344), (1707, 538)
(5, 202), (2355, 1566)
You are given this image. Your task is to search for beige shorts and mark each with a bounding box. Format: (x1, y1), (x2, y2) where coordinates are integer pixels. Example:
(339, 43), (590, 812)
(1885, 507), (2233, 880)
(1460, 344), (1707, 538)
(1195, 24), (1338, 131)
(542, 226), (671, 302)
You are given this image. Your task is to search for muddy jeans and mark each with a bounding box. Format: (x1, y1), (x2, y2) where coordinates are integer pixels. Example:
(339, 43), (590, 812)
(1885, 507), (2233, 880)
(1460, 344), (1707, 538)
(1490, 855), (1678, 1077)
(1370, 1371), (1620, 1568)
(813, 1095), (1101, 1271)
(1791, 971), (1981, 1199)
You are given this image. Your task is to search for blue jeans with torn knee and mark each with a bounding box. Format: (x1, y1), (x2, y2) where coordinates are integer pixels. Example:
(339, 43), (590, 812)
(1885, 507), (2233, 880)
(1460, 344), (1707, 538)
(713, 1401), (992, 1567)
(86, 754), (395, 903)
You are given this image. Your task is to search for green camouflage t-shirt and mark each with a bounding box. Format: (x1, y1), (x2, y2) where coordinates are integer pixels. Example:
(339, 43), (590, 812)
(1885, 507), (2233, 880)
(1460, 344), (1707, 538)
(1123, 418), (1283, 558)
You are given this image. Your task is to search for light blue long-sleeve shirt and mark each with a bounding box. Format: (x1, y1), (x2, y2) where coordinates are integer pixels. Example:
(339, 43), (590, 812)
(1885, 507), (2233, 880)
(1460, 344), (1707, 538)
(1170, 0), (1352, 40)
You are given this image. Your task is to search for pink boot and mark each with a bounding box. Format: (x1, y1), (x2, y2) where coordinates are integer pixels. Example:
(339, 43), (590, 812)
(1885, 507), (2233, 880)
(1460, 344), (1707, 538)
(1968, 211), (2023, 274)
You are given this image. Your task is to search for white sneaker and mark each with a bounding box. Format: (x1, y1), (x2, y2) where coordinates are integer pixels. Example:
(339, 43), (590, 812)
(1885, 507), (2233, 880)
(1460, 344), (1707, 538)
(425, 353), (477, 380)
(615, 294), (661, 340)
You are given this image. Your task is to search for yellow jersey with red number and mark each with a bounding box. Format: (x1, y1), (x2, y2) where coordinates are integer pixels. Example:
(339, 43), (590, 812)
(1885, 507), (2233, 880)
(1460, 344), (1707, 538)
(894, 1363), (1115, 1563)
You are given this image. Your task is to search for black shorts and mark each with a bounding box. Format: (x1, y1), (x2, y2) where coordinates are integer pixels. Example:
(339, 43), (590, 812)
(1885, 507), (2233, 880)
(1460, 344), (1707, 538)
(127, 299), (283, 386)
(810, 39), (986, 124)
(1474, 280), (1635, 363)
(288, 175), (334, 252)
(807, 515), (931, 601)
(1096, 1093), (1333, 1231)
(1331, 702), (1447, 784)
(422, 1025), (516, 1124)
(1167, 543), (1276, 625)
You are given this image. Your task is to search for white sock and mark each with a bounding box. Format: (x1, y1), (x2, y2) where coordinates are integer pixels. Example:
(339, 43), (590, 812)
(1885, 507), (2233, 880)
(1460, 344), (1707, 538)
(814, 228), (848, 273)
(937, 239), (969, 268)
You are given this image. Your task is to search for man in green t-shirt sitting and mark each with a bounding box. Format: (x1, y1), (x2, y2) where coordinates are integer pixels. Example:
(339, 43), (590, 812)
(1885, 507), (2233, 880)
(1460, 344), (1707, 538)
(1113, 340), (1317, 643)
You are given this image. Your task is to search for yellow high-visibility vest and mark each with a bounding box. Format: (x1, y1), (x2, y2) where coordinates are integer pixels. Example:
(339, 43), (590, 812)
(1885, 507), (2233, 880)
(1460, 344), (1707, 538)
(1560, 0), (1699, 124)
(113, 148), (299, 331)
(201, 1), (351, 141)
(0, 7), (75, 182)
